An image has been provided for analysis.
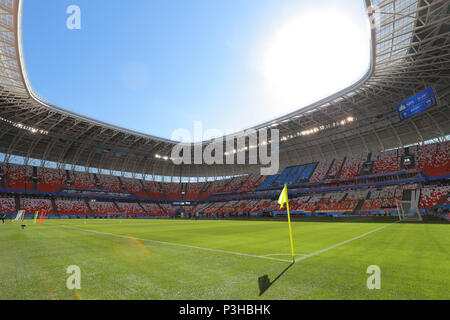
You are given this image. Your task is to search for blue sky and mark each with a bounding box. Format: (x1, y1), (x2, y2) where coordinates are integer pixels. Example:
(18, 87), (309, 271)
(23, 0), (370, 141)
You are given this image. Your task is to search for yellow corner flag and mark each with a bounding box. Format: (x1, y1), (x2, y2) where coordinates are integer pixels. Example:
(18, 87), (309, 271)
(278, 184), (295, 263)
(33, 211), (39, 224)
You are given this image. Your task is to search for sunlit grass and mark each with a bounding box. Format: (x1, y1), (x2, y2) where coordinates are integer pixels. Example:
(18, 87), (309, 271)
(0, 218), (448, 300)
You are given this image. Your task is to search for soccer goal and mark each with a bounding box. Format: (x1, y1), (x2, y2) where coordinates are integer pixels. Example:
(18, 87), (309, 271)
(14, 210), (25, 222)
(396, 200), (422, 222)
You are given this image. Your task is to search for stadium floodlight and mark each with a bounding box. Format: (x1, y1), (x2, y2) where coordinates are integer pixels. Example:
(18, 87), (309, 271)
(396, 200), (423, 222)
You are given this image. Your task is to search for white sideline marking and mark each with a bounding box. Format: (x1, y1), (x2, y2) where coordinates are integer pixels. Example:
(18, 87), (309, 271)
(294, 221), (399, 263)
(59, 225), (292, 263)
(59, 221), (398, 264)
(262, 253), (307, 257)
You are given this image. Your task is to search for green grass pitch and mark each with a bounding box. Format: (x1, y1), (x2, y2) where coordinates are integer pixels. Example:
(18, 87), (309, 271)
(0, 218), (448, 300)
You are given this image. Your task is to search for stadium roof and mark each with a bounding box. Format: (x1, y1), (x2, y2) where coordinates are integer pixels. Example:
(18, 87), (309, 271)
(0, 0), (449, 179)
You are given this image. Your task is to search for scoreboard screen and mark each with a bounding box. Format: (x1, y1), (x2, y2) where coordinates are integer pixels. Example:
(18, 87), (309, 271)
(396, 87), (438, 121)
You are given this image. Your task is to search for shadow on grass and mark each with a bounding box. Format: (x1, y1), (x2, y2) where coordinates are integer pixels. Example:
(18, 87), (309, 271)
(258, 262), (295, 296)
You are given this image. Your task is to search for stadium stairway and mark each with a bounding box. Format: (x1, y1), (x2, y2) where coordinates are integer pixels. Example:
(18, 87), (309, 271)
(65, 170), (72, 186)
(138, 202), (149, 215)
(258, 174), (279, 190)
(113, 201), (123, 215)
(353, 199), (365, 214)
(255, 175), (267, 189)
(235, 176), (250, 192)
(85, 199), (95, 216)
(139, 180), (152, 198)
(335, 157), (346, 180)
(199, 182), (211, 198)
(31, 167), (38, 191)
(51, 198), (59, 216)
(303, 163), (318, 182)
(180, 183), (188, 199)
(93, 173), (102, 189)
(157, 203), (168, 215)
(311, 204), (323, 216)
(15, 195), (20, 213)
(117, 176), (125, 192)
(324, 159), (335, 179)
(218, 179), (234, 193)
(158, 182), (167, 199)
(0, 168), (5, 189)
(199, 202), (215, 213)
(434, 191), (450, 209)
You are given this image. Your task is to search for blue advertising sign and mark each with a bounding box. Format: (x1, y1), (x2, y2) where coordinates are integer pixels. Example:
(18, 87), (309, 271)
(396, 87), (438, 121)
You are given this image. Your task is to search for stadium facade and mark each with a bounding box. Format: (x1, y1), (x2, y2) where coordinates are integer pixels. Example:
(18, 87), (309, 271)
(0, 0), (449, 220)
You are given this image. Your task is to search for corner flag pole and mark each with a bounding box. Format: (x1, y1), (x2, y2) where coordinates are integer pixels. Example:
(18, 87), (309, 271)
(278, 184), (295, 263)
(286, 197), (295, 263)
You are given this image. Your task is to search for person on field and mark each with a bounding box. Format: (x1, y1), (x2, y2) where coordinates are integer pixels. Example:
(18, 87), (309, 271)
(0, 211), (6, 224)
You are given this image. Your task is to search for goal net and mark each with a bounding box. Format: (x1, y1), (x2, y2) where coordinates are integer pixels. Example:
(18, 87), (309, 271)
(14, 210), (25, 222)
(396, 200), (422, 222)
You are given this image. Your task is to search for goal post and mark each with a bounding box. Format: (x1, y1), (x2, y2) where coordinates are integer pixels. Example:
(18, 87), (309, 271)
(396, 200), (422, 222)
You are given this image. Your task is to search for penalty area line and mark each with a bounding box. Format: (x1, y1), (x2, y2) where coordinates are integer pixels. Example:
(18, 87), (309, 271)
(294, 221), (399, 263)
(58, 225), (292, 263)
(262, 253), (307, 257)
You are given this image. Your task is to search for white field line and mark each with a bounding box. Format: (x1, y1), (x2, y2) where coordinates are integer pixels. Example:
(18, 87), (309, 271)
(59, 225), (292, 263)
(59, 221), (398, 265)
(294, 221), (399, 262)
(262, 253), (307, 257)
